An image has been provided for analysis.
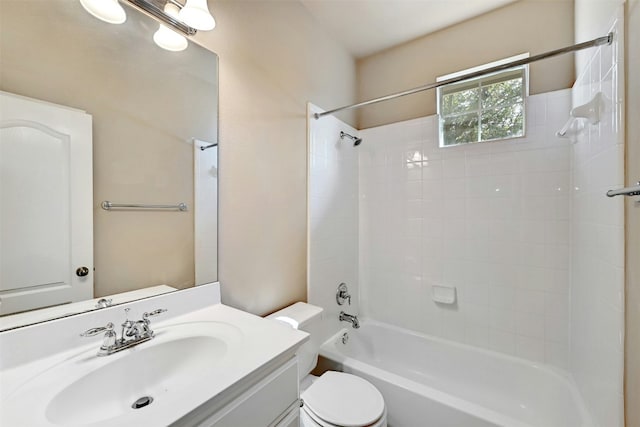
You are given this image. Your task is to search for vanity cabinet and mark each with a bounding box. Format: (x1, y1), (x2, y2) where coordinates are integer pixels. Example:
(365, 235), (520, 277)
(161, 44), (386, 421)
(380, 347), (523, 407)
(186, 357), (300, 427)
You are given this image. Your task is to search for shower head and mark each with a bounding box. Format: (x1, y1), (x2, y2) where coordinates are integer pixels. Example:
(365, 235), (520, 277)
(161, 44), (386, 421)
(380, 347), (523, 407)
(340, 131), (362, 147)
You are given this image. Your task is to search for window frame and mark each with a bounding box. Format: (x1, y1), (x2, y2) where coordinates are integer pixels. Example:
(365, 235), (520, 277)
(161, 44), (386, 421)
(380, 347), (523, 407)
(437, 62), (529, 148)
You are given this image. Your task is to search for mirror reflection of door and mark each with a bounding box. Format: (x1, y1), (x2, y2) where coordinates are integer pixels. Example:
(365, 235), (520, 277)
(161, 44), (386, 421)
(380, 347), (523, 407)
(0, 91), (93, 315)
(194, 139), (218, 285)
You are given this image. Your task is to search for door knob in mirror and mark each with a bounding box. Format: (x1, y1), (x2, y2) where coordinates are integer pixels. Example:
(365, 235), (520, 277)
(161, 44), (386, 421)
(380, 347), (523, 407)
(76, 267), (90, 277)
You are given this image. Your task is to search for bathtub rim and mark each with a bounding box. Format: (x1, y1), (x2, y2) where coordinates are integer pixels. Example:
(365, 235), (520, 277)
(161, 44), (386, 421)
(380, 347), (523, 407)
(320, 319), (595, 427)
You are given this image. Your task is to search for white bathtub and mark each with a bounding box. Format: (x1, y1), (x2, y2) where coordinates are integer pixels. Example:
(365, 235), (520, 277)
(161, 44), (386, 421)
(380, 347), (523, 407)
(318, 321), (593, 427)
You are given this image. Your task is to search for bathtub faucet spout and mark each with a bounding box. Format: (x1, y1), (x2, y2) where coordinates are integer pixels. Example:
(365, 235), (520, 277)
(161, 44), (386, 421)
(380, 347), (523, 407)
(339, 311), (360, 329)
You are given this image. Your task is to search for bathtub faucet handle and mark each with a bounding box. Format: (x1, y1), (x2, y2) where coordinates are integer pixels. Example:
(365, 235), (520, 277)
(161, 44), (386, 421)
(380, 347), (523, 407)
(336, 283), (351, 306)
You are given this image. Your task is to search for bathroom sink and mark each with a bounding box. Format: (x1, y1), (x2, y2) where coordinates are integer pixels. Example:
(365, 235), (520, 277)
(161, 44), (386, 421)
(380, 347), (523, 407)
(3, 321), (243, 426)
(47, 335), (226, 425)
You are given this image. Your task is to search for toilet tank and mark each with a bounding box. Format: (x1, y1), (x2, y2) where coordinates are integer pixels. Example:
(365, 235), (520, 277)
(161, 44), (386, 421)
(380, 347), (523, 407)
(267, 302), (324, 378)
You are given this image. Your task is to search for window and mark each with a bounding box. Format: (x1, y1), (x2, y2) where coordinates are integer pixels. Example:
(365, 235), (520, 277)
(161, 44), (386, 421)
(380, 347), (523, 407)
(437, 64), (527, 147)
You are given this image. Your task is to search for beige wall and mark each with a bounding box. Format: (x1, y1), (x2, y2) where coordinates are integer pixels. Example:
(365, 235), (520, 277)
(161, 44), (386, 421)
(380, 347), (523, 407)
(625, 0), (640, 424)
(194, 0), (356, 315)
(356, 0), (575, 129)
(1, 0), (355, 317)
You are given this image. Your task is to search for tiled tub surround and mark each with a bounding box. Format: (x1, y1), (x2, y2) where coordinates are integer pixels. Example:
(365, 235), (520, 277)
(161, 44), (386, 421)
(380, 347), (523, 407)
(359, 90), (574, 369)
(309, 77), (624, 425)
(308, 103), (360, 342)
(570, 12), (625, 427)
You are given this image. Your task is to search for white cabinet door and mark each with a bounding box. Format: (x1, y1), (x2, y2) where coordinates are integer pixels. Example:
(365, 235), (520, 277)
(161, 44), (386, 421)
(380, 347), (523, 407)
(0, 91), (93, 315)
(190, 358), (298, 427)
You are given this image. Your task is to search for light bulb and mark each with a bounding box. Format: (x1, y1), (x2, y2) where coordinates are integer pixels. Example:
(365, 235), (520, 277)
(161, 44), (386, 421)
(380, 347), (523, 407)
(153, 25), (188, 51)
(153, 2), (188, 52)
(79, 0), (126, 24)
(179, 0), (215, 31)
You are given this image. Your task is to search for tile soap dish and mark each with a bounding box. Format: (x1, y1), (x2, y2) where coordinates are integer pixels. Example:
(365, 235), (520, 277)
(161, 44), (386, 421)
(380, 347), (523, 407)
(432, 285), (456, 304)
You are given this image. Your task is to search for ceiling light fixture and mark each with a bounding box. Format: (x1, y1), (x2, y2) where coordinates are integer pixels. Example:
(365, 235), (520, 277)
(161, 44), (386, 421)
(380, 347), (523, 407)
(79, 0), (127, 24)
(78, 0), (216, 38)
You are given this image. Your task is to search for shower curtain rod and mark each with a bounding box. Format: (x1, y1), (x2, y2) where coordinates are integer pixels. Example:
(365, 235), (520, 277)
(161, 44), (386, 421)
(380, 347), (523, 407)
(313, 33), (613, 120)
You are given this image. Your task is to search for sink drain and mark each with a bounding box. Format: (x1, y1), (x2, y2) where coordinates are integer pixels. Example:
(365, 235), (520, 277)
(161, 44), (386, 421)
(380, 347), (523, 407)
(132, 396), (153, 409)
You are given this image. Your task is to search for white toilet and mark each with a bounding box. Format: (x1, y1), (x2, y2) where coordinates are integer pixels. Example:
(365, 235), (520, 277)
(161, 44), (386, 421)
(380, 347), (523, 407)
(268, 302), (387, 427)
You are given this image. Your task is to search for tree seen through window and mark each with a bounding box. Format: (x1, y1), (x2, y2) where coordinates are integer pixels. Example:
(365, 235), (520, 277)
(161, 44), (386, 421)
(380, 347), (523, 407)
(438, 67), (526, 146)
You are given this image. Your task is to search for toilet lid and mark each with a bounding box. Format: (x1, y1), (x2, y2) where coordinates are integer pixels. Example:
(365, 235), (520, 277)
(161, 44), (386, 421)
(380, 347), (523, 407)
(301, 371), (385, 427)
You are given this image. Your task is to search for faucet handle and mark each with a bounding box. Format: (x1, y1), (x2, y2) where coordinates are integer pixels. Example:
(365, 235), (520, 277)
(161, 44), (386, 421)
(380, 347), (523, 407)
(336, 283), (351, 306)
(95, 298), (113, 309)
(81, 322), (115, 337)
(143, 308), (167, 320)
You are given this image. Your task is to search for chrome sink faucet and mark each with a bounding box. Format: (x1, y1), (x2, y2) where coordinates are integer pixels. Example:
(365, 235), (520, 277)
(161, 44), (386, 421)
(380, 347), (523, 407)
(339, 311), (360, 329)
(81, 308), (167, 356)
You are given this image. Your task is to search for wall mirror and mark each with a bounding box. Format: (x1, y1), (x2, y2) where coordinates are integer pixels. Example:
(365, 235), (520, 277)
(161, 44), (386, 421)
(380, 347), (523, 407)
(0, 0), (218, 330)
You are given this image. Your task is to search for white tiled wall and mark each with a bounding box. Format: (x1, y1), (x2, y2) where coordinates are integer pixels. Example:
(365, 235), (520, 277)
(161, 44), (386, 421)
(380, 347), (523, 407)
(570, 11), (625, 427)
(359, 90), (574, 368)
(308, 103), (360, 342)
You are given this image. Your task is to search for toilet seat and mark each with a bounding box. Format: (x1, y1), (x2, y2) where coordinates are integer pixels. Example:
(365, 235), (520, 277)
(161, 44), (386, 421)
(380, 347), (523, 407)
(301, 371), (385, 427)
